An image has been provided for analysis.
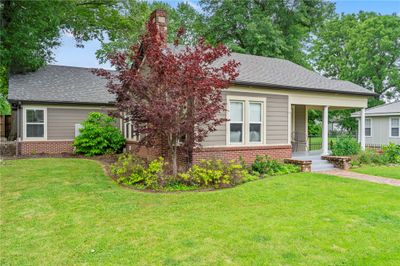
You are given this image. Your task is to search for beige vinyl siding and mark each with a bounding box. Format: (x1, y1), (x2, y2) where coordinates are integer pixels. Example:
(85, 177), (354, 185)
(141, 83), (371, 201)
(47, 108), (110, 140)
(202, 91), (289, 147)
(201, 94), (227, 147)
(265, 95), (289, 144)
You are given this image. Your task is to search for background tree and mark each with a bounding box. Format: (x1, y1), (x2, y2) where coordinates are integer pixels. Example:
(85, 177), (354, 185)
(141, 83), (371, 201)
(94, 1), (204, 63)
(0, 0), (121, 110)
(309, 12), (400, 132)
(96, 22), (239, 175)
(199, 0), (334, 67)
(310, 12), (400, 100)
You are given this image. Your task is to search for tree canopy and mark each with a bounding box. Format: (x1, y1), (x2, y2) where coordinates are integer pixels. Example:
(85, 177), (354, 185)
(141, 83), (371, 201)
(199, 0), (335, 67)
(310, 12), (400, 101)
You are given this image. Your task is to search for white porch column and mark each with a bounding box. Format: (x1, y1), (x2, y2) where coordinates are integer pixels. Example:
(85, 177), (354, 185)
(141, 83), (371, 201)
(360, 107), (366, 150)
(322, 106), (329, 155)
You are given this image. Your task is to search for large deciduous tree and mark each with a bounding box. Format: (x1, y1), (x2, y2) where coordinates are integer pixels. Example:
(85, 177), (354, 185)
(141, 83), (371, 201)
(309, 12), (400, 132)
(310, 12), (400, 101)
(96, 21), (239, 175)
(199, 0), (334, 67)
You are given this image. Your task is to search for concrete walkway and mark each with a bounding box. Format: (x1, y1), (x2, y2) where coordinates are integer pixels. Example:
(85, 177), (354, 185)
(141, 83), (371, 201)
(321, 169), (400, 187)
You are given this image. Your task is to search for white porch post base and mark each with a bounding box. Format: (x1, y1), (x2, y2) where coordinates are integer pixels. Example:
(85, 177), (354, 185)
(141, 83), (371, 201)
(360, 107), (366, 150)
(322, 106), (329, 155)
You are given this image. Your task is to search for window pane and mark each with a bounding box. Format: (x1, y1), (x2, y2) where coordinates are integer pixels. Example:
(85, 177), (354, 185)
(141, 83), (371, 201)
(249, 103), (261, 122)
(392, 118), (399, 127)
(365, 119), (371, 128)
(392, 128), (399, 137)
(365, 128), (371, 137)
(250, 124), (261, 142)
(27, 124), (44, 137)
(27, 110), (44, 123)
(230, 101), (243, 122)
(131, 125), (136, 139)
(230, 123), (242, 143)
(125, 123), (130, 138)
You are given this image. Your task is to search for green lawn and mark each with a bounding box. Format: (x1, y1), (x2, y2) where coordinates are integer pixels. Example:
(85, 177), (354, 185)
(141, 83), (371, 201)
(1, 159), (400, 265)
(352, 165), (400, 179)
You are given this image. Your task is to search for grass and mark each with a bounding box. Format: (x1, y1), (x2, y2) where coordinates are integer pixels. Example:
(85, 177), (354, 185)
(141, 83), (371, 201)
(352, 165), (400, 179)
(1, 158), (400, 265)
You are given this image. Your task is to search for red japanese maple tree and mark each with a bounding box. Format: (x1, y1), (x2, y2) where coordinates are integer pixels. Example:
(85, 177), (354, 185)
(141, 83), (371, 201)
(96, 20), (239, 175)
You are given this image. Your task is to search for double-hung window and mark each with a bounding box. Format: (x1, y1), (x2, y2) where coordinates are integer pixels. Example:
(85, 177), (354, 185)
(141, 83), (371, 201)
(24, 108), (46, 139)
(228, 98), (265, 145)
(365, 118), (372, 137)
(229, 101), (244, 144)
(124, 121), (139, 141)
(390, 117), (400, 137)
(249, 102), (262, 143)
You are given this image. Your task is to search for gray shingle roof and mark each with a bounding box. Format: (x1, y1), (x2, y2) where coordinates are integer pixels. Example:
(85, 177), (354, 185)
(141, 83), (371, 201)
(352, 101), (400, 117)
(9, 65), (115, 104)
(9, 47), (376, 104)
(169, 44), (376, 96)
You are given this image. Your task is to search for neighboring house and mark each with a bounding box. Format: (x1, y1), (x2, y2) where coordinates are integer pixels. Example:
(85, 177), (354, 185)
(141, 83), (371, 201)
(352, 101), (400, 147)
(7, 9), (376, 162)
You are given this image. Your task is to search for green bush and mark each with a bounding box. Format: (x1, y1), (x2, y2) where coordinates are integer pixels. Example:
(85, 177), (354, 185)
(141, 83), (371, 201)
(331, 136), (360, 156)
(73, 112), (125, 156)
(179, 159), (259, 188)
(351, 149), (388, 167)
(111, 154), (168, 189)
(251, 155), (300, 176)
(382, 142), (400, 164)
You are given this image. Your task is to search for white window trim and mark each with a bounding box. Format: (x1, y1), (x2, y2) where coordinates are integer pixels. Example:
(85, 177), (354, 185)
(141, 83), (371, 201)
(227, 100), (245, 145)
(248, 101), (263, 144)
(227, 96), (266, 146)
(124, 121), (139, 141)
(389, 117), (400, 138)
(365, 118), (372, 137)
(23, 106), (47, 141)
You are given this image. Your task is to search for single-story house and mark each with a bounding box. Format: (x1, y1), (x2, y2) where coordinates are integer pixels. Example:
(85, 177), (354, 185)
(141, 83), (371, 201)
(352, 101), (400, 147)
(7, 9), (376, 163)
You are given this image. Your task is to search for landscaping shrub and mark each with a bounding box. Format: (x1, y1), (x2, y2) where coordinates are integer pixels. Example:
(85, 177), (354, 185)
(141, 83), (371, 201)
(74, 112), (125, 156)
(382, 142), (400, 164)
(251, 155), (300, 176)
(351, 149), (388, 167)
(111, 154), (168, 189)
(112, 155), (259, 190)
(331, 136), (360, 156)
(112, 154), (302, 191)
(179, 159), (259, 188)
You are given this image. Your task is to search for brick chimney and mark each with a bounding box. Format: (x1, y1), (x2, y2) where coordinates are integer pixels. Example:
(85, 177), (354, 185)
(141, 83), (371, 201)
(149, 9), (168, 47)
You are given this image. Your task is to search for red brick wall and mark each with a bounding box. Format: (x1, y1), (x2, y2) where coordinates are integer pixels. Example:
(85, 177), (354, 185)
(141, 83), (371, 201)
(19, 141), (74, 155)
(192, 145), (292, 164)
(125, 141), (160, 161)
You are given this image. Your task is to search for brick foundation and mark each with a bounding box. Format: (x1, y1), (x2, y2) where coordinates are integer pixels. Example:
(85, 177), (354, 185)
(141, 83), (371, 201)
(193, 145), (292, 164)
(19, 140), (74, 155)
(125, 141), (161, 161)
(18, 140), (292, 165)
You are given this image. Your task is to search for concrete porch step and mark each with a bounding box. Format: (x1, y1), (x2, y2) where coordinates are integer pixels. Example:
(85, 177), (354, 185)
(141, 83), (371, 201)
(312, 164), (335, 172)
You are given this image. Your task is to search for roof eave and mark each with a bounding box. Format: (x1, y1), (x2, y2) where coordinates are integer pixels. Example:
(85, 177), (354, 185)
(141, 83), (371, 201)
(8, 99), (116, 106)
(233, 80), (378, 97)
(352, 112), (400, 118)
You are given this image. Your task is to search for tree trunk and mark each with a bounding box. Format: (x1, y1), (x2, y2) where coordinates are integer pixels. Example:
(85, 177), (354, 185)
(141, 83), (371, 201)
(172, 145), (178, 177)
(187, 97), (195, 167)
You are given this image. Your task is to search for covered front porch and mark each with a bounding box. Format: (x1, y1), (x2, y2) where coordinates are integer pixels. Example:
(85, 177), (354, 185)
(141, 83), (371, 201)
(289, 99), (368, 157)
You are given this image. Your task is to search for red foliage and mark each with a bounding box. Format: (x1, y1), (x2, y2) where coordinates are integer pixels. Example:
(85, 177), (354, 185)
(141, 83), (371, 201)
(95, 20), (239, 172)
